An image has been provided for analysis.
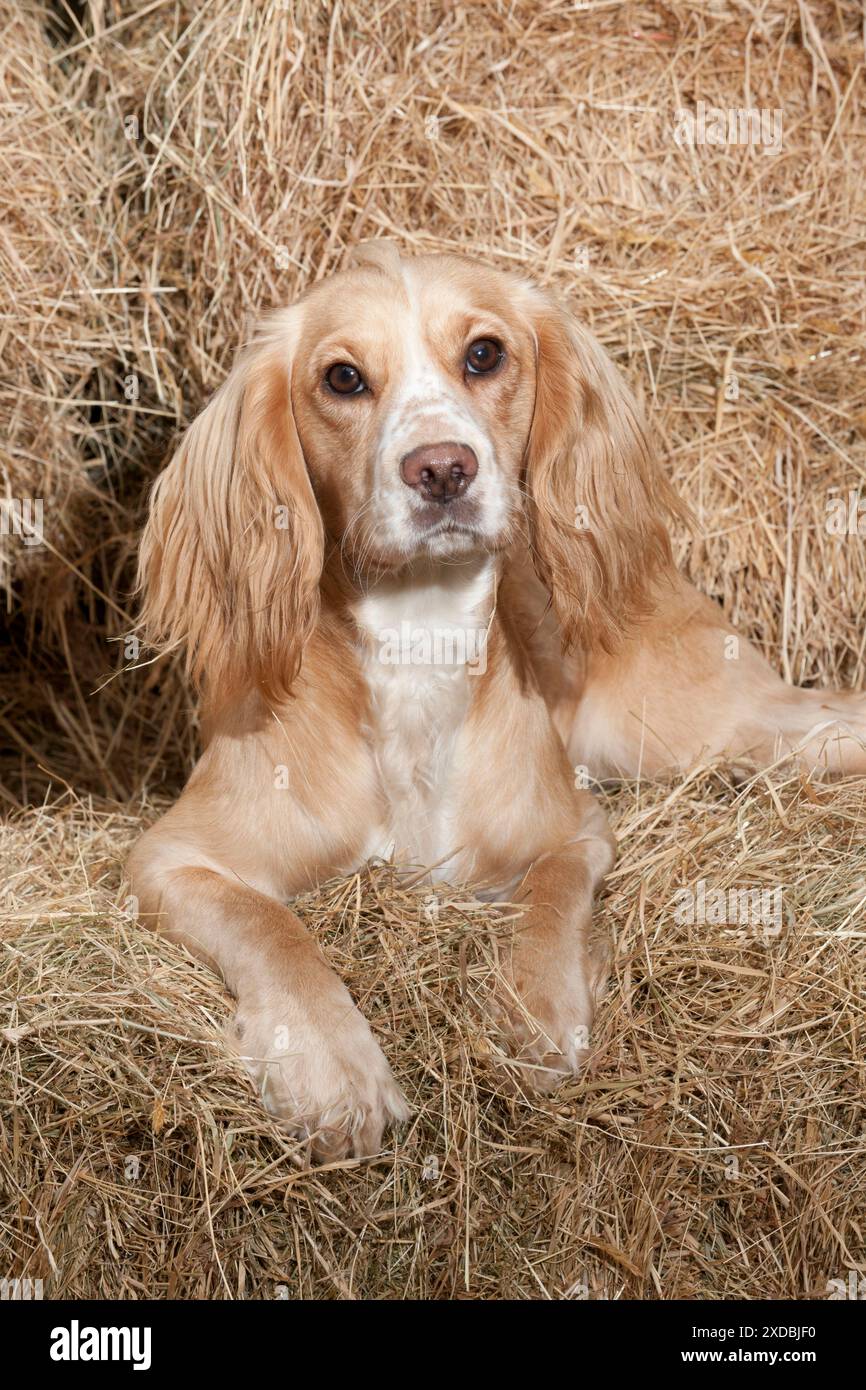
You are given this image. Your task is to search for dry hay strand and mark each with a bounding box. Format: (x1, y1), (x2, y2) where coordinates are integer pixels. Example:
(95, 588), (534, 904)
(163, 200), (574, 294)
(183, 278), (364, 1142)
(0, 3), (157, 625)
(2, 768), (865, 1300)
(2, 0), (866, 802)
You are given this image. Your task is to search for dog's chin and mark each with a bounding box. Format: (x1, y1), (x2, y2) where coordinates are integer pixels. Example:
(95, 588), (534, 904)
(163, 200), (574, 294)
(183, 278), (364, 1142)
(408, 497), (513, 557)
(352, 516), (505, 574)
(357, 529), (486, 574)
(416, 522), (487, 558)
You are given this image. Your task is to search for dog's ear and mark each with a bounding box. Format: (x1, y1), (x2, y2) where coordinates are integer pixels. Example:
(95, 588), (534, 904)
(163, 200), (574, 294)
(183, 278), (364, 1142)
(138, 318), (324, 701)
(523, 290), (685, 652)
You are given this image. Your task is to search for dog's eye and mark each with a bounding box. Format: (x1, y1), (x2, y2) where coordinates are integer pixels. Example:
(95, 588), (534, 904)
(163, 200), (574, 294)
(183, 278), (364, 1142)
(325, 362), (365, 395)
(465, 338), (503, 375)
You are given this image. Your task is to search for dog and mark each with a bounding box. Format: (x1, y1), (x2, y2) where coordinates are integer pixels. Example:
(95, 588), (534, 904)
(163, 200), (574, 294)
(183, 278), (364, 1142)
(128, 241), (866, 1160)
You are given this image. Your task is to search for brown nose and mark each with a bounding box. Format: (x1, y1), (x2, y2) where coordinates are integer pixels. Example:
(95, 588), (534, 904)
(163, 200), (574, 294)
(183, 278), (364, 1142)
(400, 441), (478, 502)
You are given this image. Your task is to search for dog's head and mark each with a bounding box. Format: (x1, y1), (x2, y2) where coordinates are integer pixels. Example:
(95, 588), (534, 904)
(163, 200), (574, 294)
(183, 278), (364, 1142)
(139, 243), (682, 697)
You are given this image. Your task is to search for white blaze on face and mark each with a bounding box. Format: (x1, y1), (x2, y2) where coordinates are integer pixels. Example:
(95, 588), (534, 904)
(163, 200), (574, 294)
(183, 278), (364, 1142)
(373, 264), (507, 552)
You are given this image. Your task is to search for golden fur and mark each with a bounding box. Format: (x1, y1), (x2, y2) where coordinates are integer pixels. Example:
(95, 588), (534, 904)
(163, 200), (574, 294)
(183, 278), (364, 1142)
(129, 246), (866, 1161)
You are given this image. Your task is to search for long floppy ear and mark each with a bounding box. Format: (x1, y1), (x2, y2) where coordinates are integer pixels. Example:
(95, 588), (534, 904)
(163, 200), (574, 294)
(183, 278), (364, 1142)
(137, 318), (324, 701)
(523, 291), (685, 652)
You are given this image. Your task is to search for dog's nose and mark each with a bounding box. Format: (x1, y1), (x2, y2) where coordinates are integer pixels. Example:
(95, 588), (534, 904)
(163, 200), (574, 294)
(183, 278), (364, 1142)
(400, 441), (478, 502)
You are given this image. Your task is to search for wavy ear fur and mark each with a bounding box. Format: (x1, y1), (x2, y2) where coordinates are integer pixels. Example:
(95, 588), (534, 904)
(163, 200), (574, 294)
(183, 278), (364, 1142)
(523, 291), (686, 652)
(137, 316), (324, 702)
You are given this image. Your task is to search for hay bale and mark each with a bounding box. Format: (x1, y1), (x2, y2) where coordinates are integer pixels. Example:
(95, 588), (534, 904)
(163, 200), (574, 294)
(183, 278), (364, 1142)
(76, 0), (866, 685)
(2, 0), (865, 800)
(2, 772), (864, 1299)
(1, 0), (866, 800)
(0, 4), (137, 624)
(2, 0), (866, 1302)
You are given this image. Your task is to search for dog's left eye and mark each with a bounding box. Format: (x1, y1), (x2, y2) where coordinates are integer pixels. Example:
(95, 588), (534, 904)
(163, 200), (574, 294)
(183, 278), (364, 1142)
(325, 362), (366, 395)
(465, 338), (503, 375)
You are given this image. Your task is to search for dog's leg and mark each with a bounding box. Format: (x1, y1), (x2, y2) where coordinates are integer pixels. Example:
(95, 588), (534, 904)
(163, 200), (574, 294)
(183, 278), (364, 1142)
(454, 661), (617, 1090)
(496, 800), (616, 1092)
(127, 839), (408, 1162)
(566, 571), (866, 778)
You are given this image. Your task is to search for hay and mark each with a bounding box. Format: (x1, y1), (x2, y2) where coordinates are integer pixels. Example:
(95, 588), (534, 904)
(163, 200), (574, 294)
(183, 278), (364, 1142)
(2, 0), (866, 797)
(0, 4), (157, 628)
(2, 770), (865, 1299)
(2, 0), (866, 1300)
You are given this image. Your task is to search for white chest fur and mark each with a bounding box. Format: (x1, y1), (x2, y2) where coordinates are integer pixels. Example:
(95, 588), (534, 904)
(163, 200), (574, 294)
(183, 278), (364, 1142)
(353, 556), (496, 876)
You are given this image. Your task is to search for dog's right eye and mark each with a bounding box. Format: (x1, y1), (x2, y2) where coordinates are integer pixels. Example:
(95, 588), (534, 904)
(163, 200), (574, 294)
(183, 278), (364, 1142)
(325, 362), (366, 395)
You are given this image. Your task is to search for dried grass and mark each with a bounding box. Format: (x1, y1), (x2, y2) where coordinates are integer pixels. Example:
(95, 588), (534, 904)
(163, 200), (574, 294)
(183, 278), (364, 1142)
(1, 0), (866, 1299)
(2, 770), (865, 1299)
(3, 0), (866, 796)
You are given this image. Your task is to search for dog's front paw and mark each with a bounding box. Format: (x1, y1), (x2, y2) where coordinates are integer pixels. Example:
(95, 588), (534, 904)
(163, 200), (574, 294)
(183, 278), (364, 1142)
(234, 969), (409, 1162)
(493, 936), (611, 1094)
